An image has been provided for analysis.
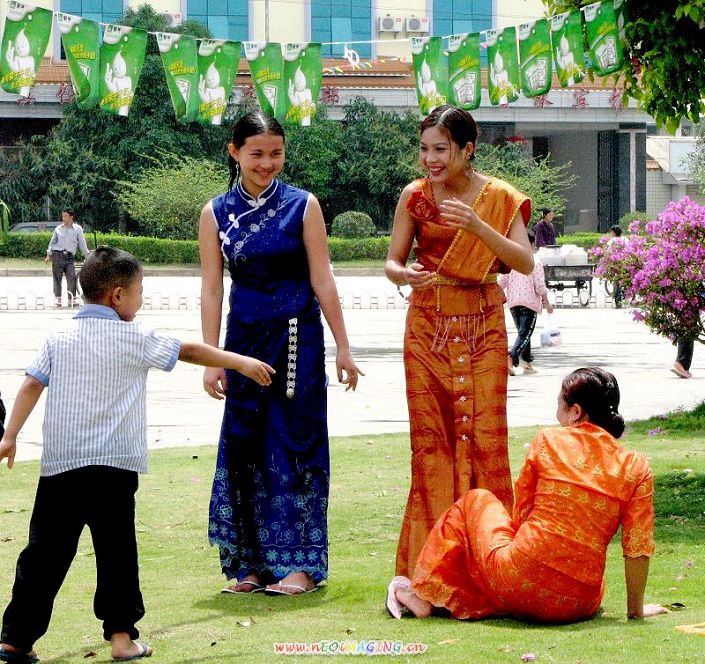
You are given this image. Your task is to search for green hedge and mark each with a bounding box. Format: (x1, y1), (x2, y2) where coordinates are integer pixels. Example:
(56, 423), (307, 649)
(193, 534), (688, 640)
(0, 232), (391, 264)
(328, 236), (390, 261)
(0, 232), (200, 263)
(557, 233), (603, 250)
(1, 232), (602, 263)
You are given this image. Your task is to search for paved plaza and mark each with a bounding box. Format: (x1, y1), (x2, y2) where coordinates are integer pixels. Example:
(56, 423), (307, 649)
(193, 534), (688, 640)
(1, 275), (703, 464)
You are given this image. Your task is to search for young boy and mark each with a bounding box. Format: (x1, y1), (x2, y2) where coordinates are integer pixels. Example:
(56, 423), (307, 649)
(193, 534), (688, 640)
(0, 247), (274, 663)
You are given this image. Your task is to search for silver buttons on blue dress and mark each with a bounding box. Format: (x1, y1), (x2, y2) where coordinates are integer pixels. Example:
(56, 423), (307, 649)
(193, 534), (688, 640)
(286, 318), (298, 398)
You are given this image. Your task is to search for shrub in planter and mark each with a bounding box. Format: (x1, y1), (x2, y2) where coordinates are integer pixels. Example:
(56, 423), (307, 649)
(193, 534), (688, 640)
(618, 211), (652, 234)
(331, 211), (376, 239)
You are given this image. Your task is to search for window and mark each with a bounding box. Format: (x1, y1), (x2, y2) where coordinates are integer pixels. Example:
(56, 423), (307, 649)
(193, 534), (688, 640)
(311, 0), (371, 58)
(59, 0), (122, 26)
(187, 0), (247, 41)
(432, 0), (492, 38)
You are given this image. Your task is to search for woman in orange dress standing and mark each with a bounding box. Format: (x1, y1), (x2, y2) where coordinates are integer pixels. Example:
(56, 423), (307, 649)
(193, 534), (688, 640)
(388, 368), (667, 623)
(385, 105), (534, 577)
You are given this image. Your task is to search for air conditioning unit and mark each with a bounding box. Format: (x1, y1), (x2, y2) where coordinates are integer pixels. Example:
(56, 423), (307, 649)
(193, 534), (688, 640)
(378, 15), (403, 33)
(161, 12), (182, 28)
(406, 16), (430, 33)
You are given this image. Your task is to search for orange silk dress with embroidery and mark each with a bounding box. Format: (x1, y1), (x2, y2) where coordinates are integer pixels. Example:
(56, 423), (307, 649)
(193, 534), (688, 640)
(395, 177), (531, 577)
(412, 423), (655, 622)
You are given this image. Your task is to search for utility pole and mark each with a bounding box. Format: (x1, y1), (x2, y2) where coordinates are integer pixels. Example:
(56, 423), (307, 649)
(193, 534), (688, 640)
(265, 0), (270, 42)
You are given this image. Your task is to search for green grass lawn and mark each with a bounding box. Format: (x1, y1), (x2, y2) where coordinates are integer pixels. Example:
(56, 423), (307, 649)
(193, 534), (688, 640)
(1, 415), (704, 663)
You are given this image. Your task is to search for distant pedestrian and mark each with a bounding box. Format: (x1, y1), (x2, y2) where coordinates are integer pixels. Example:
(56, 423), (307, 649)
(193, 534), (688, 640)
(44, 209), (90, 308)
(671, 339), (695, 379)
(534, 208), (557, 248)
(0, 390), (5, 440)
(606, 225), (624, 308)
(499, 231), (554, 375)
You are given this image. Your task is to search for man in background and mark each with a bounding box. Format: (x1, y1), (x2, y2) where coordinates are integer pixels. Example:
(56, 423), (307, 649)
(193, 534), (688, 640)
(44, 209), (90, 308)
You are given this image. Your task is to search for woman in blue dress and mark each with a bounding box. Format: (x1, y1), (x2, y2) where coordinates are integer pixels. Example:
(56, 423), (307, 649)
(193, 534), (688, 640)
(199, 112), (361, 595)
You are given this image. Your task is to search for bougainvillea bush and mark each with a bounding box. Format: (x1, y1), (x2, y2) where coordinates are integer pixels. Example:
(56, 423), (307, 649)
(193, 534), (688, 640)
(592, 197), (705, 343)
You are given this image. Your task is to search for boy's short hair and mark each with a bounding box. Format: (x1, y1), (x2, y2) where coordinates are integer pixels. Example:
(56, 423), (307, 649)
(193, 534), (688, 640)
(79, 246), (142, 302)
(62, 208), (74, 218)
(609, 224), (622, 236)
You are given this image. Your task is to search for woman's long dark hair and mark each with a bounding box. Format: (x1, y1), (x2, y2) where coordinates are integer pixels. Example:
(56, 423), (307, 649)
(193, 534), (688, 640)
(227, 112), (286, 190)
(560, 367), (625, 438)
(419, 105), (479, 161)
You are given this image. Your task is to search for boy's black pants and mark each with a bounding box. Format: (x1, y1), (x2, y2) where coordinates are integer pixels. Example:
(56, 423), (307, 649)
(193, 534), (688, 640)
(1, 466), (145, 651)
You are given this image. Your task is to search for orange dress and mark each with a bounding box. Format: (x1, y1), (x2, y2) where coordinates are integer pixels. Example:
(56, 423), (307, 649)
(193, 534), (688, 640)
(412, 423), (655, 622)
(396, 177), (531, 577)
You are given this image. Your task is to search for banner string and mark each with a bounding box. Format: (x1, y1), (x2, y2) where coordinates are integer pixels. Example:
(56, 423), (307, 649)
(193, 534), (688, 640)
(73, 1), (604, 50)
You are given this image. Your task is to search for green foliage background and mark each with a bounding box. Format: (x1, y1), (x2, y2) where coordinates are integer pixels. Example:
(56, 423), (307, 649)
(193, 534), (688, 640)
(542, 0), (705, 132)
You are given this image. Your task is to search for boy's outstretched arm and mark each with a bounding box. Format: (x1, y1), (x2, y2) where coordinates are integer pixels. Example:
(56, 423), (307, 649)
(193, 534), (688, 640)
(0, 376), (45, 469)
(178, 342), (275, 387)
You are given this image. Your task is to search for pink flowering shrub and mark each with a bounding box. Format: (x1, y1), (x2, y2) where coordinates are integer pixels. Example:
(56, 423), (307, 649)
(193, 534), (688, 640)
(591, 197), (705, 343)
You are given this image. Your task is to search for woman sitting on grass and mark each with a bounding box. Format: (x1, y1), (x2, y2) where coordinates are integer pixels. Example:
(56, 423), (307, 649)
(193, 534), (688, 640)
(387, 368), (668, 623)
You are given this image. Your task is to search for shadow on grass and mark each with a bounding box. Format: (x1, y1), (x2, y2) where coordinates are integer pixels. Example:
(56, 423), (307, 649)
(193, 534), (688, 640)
(654, 471), (705, 543)
(465, 612), (623, 631)
(191, 584), (330, 617)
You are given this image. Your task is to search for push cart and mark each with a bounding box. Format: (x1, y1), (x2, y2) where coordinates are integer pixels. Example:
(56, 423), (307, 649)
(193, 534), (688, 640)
(543, 263), (595, 307)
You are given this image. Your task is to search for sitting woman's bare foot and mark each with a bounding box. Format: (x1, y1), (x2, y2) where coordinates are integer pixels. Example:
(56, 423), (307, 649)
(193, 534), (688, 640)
(395, 587), (433, 618)
(110, 632), (153, 660)
(266, 571), (316, 594)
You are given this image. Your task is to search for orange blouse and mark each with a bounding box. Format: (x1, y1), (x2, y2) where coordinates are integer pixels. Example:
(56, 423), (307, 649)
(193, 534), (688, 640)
(512, 422), (655, 587)
(405, 176), (530, 316)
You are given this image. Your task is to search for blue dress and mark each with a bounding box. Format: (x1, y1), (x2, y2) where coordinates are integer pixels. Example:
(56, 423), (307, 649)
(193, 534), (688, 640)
(208, 179), (329, 583)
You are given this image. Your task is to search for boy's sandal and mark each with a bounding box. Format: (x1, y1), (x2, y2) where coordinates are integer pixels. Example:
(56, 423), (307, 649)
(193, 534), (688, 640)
(0, 647), (39, 664)
(112, 642), (152, 661)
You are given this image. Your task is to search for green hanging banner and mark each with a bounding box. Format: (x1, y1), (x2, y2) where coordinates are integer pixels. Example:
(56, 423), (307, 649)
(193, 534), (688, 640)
(244, 41), (284, 118)
(98, 24), (148, 117)
(281, 42), (322, 126)
(0, 1), (53, 96)
(518, 19), (552, 98)
(411, 36), (448, 115)
(550, 10), (585, 88)
(197, 39), (239, 125)
(57, 13), (101, 109)
(486, 27), (520, 106)
(584, 0), (624, 76)
(157, 32), (199, 123)
(613, 0), (626, 38)
(447, 32), (481, 111)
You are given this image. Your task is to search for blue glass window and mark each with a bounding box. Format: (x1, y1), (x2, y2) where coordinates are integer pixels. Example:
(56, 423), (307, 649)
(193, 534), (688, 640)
(59, 0), (134, 31)
(432, 0), (492, 36)
(311, 0), (371, 58)
(187, 0), (246, 40)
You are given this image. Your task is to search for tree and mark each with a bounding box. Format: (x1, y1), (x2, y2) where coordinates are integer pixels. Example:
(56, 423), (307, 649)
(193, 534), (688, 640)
(687, 121), (705, 194)
(474, 141), (576, 222)
(592, 198), (705, 343)
(333, 98), (420, 229)
(542, 1), (705, 132)
(115, 153), (228, 240)
(22, 6), (231, 231)
(282, 106), (345, 221)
